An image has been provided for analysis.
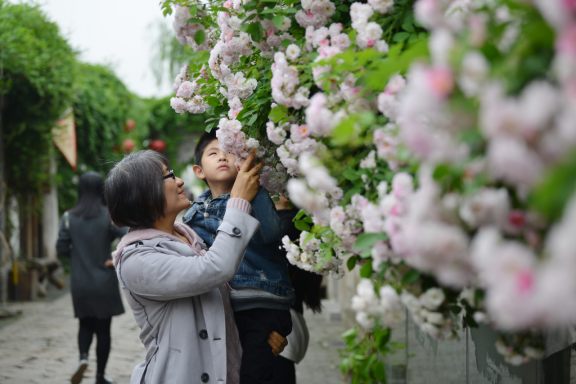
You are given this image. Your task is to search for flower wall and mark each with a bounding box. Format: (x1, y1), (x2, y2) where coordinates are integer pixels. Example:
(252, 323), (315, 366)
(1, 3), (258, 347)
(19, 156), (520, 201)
(162, 0), (576, 380)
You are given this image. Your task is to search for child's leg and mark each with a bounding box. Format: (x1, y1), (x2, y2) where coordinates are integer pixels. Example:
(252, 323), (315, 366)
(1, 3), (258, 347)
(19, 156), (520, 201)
(234, 308), (292, 384)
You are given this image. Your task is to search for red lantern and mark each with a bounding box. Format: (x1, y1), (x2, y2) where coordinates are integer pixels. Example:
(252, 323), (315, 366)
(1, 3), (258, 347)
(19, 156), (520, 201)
(150, 139), (167, 152)
(122, 139), (135, 152)
(124, 119), (136, 132)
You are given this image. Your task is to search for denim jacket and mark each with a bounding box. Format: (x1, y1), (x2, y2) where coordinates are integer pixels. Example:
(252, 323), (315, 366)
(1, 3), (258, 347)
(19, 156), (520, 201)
(183, 187), (295, 302)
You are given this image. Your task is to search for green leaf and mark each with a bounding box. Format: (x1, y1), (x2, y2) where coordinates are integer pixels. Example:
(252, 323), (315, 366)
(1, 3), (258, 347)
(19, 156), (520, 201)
(343, 169), (360, 181)
(294, 220), (311, 231)
(211, 6), (231, 12)
(337, 4), (349, 11)
(246, 21), (264, 43)
(187, 18), (203, 23)
(373, 361), (386, 381)
(269, 105), (288, 123)
(402, 22), (415, 33)
(360, 260), (373, 278)
(294, 209), (306, 220)
(353, 233), (388, 250)
(281, 39), (292, 48)
(284, 7), (298, 13)
(204, 96), (220, 107)
(341, 327), (358, 339)
(260, 8), (279, 14)
(272, 15), (285, 29)
(247, 114), (258, 126)
(347, 256), (357, 271)
(214, 105), (228, 115)
(401, 269), (421, 284)
(195, 78), (207, 84)
(393, 32), (410, 42)
(314, 259), (325, 272)
(194, 29), (206, 46)
(331, 116), (356, 145)
(529, 150), (576, 221)
(189, 4), (197, 16)
(241, 14), (257, 26)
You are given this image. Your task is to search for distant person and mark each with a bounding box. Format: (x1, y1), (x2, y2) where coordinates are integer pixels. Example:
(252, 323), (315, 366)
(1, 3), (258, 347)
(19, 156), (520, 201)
(273, 196), (324, 384)
(56, 172), (127, 384)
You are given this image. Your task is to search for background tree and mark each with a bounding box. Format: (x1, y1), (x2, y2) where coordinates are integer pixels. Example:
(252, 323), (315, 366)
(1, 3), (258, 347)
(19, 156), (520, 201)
(0, 0), (76, 203)
(56, 63), (150, 212)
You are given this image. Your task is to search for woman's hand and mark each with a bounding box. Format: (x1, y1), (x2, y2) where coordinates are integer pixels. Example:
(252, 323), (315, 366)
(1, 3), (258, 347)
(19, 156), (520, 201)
(267, 331), (288, 357)
(230, 153), (263, 202)
(104, 259), (114, 268)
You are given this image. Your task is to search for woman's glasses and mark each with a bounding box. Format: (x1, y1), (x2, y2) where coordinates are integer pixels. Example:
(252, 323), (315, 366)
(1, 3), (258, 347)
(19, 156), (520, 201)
(163, 170), (175, 180)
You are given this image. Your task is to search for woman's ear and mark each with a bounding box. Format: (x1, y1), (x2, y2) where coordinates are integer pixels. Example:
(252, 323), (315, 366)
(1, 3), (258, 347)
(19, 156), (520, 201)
(192, 164), (206, 180)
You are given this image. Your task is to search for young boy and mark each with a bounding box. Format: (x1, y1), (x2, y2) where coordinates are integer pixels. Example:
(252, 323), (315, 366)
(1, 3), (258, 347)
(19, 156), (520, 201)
(184, 130), (294, 384)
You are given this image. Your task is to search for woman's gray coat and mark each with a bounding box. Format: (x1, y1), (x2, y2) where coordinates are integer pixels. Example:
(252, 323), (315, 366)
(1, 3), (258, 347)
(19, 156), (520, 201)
(56, 206), (127, 319)
(116, 207), (260, 384)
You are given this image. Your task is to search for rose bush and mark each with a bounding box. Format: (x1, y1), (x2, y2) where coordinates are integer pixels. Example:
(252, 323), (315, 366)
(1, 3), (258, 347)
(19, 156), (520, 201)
(161, 0), (576, 380)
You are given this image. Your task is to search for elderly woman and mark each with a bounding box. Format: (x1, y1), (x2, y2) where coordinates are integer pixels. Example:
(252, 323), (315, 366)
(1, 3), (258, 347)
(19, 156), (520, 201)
(104, 150), (286, 384)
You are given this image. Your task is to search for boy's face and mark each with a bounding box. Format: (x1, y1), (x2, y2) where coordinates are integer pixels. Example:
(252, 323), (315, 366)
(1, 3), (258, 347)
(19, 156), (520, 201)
(193, 138), (238, 187)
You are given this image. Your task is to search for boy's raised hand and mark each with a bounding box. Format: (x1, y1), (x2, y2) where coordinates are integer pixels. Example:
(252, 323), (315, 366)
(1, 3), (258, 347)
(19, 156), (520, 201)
(230, 153), (263, 202)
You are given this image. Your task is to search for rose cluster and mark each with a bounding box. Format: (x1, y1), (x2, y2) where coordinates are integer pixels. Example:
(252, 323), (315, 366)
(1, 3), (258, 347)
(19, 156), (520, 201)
(351, 279), (404, 329)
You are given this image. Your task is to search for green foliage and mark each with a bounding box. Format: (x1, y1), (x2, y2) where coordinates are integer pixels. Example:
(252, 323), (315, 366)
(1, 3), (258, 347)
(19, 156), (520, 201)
(529, 150), (576, 222)
(0, 0), (76, 203)
(56, 63), (149, 212)
(341, 324), (400, 384)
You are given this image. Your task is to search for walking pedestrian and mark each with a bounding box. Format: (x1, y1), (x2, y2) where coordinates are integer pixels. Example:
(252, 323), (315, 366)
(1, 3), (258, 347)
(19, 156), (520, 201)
(105, 150), (287, 384)
(56, 172), (127, 384)
(273, 196), (324, 384)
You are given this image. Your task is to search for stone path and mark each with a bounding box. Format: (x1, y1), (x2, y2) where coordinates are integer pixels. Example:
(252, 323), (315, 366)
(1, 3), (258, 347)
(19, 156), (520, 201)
(0, 292), (347, 384)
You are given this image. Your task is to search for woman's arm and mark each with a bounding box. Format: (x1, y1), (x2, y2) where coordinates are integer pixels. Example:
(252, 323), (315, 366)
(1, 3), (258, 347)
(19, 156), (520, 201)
(119, 206), (260, 301)
(56, 214), (72, 258)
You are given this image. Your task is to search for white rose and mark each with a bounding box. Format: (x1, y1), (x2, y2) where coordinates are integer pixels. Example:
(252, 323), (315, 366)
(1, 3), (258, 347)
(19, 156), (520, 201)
(419, 288), (445, 310)
(426, 312), (445, 326)
(285, 44), (301, 60)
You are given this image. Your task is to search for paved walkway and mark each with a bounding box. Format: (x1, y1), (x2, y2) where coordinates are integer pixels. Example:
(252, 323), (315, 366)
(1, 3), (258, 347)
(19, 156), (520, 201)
(0, 292), (347, 384)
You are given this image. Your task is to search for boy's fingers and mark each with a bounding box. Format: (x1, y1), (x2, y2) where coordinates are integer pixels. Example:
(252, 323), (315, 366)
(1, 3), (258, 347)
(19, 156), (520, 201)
(247, 162), (264, 175)
(240, 153), (256, 173)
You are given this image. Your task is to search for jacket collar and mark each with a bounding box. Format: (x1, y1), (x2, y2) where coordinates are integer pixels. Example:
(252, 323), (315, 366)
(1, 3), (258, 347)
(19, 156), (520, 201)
(193, 189), (231, 204)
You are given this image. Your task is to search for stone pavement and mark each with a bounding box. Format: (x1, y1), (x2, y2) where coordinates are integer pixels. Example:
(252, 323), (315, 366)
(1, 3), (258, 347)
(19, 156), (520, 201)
(0, 293), (348, 384)
(297, 305), (348, 383)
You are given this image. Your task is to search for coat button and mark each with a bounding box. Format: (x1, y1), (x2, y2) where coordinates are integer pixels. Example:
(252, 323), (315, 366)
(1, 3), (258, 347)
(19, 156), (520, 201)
(201, 373), (209, 382)
(233, 227), (241, 235)
(204, 212), (209, 218)
(199, 329), (208, 340)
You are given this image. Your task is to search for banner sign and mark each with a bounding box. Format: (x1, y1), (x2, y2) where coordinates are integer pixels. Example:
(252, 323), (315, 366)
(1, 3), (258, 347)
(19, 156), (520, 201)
(52, 108), (77, 171)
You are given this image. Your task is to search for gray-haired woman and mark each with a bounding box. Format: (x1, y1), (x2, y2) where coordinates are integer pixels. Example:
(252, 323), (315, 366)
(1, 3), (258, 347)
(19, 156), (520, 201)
(104, 151), (287, 384)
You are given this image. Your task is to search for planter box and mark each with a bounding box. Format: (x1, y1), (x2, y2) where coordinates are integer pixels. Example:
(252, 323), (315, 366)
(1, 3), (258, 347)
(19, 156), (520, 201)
(8, 269), (38, 301)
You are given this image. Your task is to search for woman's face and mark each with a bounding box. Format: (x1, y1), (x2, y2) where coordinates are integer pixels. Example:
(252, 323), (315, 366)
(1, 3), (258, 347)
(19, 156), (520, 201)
(162, 165), (191, 216)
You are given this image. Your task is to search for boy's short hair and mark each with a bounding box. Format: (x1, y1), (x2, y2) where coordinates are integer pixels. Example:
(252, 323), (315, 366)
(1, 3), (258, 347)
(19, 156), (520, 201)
(104, 150), (171, 228)
(194, 129), (217, 167)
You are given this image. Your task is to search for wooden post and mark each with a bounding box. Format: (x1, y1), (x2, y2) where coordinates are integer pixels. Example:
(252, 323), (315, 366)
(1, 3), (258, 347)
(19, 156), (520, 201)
(0, 92), (6, 304)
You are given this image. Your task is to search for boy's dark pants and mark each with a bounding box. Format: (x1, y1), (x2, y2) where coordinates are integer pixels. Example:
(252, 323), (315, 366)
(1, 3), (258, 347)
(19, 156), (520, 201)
(234, 308), (292, 384)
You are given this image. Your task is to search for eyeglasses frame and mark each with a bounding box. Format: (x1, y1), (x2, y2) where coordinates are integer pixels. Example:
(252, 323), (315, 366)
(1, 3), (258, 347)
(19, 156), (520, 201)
(163, 170), (175, 180)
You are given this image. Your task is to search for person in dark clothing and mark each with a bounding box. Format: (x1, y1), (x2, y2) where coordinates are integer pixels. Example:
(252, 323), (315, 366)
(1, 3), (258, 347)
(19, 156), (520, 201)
(56, 172), (127, 384)
(273, 196), (324, 384)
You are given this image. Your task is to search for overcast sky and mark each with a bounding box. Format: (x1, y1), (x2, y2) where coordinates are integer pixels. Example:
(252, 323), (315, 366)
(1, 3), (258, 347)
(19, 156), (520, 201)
(39, 0), (174, 98)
